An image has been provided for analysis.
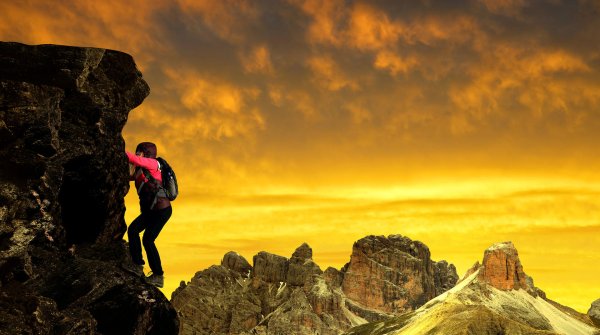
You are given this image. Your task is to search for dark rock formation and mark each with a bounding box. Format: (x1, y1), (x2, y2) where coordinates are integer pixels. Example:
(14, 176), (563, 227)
(341, 235), (459, 314)
(0, 42), (177, 334)
(172, 235), (458, 335)
(590, 298), (600, 327)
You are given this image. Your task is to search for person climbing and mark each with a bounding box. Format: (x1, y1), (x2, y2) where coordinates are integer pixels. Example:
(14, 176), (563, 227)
(124, 142), (172, 288)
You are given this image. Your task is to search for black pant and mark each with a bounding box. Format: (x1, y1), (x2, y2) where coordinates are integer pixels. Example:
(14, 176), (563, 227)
(128, 206), (172, 275)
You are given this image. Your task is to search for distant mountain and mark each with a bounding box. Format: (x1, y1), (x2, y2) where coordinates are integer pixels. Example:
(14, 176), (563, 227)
(171, 235), (458, 335)
(344, 242), (600, 335)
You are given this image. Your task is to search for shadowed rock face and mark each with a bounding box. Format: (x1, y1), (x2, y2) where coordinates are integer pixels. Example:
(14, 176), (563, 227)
(0, 42), (178, 334)
(590, 299), (600, 327)
(172, 235), (458, 335)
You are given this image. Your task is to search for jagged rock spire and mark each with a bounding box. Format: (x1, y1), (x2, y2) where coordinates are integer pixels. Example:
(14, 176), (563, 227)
(292, 242), (312, 260)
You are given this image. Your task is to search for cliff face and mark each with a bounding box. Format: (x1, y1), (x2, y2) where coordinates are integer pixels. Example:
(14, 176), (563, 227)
(171, 235), (458, 335)
(477, 241), (529, 291)
(0, 42), (178, 334)
(341, 235), (458, 314)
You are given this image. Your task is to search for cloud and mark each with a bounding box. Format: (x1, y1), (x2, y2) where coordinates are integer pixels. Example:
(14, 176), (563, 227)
(141, 66), (265, 141)
(373, 50), (419, 76)
(306, 54), (359, 91)
(478, 0), (527, 17)
(0, 0), (169, 66)
(448, 43), (598, 132)
(345, 2), (404, 51)
(176, 0), (259, 44)
(291, 0), (348, 46)
(239, 45), (275, 75)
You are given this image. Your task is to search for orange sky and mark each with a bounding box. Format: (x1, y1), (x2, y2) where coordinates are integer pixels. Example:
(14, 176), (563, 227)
(2, 0), (599, 312)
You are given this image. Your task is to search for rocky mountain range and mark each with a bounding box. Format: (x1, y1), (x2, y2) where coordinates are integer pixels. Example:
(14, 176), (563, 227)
(0, 42), (177, 334)
(344, 242), (600, 335)
(171, 235), (459, 335)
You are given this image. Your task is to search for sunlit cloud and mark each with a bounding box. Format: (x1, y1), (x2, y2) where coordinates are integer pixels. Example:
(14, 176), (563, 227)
(176, 0), (259, 44)
(291, 0), (347, 46)
(373, 50), (419, 76)
(154, 67), (265, 140)
(307, 54), (359, 91)
(239, 45), (274, 75)
(346, 3), (404, 51)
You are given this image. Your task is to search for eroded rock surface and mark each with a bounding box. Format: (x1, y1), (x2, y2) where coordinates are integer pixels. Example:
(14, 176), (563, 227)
(341, 235), (459, 314)
(477, 241), (529, 291)
(0, 42), (177, 334)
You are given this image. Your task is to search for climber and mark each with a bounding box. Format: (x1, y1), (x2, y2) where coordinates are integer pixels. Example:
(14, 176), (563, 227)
(123, 142), (172, 288)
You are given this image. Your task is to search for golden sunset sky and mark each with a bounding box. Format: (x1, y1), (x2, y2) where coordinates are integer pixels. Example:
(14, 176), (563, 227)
(2, 0), (599, 312)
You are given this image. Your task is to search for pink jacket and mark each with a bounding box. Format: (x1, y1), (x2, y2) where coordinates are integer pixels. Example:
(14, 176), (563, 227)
(127, 151), (171, 210)
(127, 151), (162, 183)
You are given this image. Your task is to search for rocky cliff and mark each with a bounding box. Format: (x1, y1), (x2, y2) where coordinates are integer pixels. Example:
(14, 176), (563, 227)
(0, 42), (178, 334)
(344, 242), (600, 335)
(171, 235), (458, 335)
(340, 235), (458, 314)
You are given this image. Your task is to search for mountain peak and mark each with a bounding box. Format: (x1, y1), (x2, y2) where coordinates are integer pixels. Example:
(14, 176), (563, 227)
(478, 241), (529, 291)
(292, 242), (312, 260)
(221, 251), (252, 274)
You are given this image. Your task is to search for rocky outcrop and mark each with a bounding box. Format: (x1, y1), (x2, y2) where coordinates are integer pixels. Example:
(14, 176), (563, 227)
(0, 42), (177, 334)
(222, 251), (252, 275)
(173, 244), (351, 335)
(172, 235), (458, 335)
(477, 241), (529, 291)
(590, 298), (600, 327)
(341, 235), (459, 314)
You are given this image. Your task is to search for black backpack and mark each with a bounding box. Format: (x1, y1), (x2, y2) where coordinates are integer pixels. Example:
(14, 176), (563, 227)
(139, 157), (179, 202)
(156, 157), (178, 201)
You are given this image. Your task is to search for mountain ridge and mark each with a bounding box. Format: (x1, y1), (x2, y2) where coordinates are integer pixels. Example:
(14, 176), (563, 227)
(344, 241), (599, 335)
(171, 234), (458, 335)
